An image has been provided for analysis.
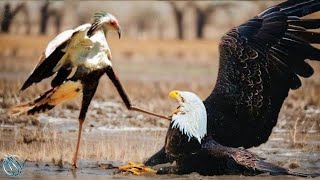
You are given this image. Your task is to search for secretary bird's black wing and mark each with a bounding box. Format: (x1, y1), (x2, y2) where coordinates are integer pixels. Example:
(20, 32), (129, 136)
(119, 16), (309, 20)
(20, 24), (91, 91)
(204, 0), (320, 148)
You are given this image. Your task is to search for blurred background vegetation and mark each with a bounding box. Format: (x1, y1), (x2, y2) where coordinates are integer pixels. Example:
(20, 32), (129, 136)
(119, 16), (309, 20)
(0, 1), (283, 40)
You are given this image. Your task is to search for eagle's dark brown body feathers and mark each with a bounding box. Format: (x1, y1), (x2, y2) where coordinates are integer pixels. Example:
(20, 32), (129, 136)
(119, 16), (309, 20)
(156, 127), (318, 177)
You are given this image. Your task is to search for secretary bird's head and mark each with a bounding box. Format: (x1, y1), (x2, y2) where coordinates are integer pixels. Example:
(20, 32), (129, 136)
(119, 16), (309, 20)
(88, 12), (121, 38)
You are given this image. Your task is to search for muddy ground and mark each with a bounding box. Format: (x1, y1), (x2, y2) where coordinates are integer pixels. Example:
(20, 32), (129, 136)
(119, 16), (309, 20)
(0, 35), (319, 179)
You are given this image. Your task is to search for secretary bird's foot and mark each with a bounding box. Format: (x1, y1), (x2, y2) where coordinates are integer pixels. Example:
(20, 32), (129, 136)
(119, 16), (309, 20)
(71, 163), (78, 169)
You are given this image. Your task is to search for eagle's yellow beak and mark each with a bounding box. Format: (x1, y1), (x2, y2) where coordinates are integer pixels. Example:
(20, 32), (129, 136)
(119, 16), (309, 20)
(169, 90), (180, 100)
(169, 90), (182, 116)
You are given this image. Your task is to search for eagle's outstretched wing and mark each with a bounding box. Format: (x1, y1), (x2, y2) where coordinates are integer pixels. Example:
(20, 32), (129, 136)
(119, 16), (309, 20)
(20, 24), (91, 91)
(205, 0), (320, 148)
(201, 137), (318, 177)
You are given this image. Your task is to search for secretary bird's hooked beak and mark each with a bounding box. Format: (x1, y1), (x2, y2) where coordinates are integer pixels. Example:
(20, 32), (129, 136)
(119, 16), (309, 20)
(109, 20), (121, 38)
(117, 26), (121, 39)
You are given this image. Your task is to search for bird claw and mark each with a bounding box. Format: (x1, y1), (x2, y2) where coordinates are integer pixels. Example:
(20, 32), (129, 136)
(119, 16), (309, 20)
(71, 163), (78, 169)
(118, 161), (157, 175)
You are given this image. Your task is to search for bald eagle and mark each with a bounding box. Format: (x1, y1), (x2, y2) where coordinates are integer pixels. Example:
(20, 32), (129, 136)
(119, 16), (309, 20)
(10, 12), (168, 168)
(146, 0), (320, 167)
(154, 90), (318, 177)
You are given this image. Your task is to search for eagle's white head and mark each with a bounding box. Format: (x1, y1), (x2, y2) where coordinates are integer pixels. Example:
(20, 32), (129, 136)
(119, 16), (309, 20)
(88, 12), (121, 38)
(169, 90), (207, 144)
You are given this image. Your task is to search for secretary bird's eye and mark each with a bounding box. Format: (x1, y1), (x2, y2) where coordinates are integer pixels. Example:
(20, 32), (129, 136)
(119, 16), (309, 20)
(110, 21), (116, 26)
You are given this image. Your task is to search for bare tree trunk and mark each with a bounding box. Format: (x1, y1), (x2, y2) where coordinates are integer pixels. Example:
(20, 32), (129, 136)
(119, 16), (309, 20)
(55, 13), (62, 34)
(50, 10), (62, 34)
(24, 12), (31, 35)
(40, 2), (50, 34)
(169, 2), (184, 40)
(63, 0), (79, 29)
(1, 3), (25, 33)
(195, 8), (207, 39)
(1, 4), (12, 33)
(20, 3), (31, 34)
(137, 19), (146, 37)
(191, 3), (232, 39)
(158, 21), (164, 40)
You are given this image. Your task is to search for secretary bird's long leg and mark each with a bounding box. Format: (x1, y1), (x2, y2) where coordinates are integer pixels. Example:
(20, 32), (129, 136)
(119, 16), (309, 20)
(72, 80), (99, 168)
(105, 67), (170, 120)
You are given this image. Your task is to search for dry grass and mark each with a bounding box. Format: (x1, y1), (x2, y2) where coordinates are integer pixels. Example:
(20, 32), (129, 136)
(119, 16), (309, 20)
(0, 126), (166, 164)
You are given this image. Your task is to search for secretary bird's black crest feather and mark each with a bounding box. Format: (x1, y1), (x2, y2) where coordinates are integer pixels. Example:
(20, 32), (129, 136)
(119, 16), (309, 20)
(87, 12), (109, 37)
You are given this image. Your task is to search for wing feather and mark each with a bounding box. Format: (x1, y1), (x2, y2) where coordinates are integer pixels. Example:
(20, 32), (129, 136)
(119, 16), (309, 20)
(20, 24), (91, 91)
(205, 0), (320, 148)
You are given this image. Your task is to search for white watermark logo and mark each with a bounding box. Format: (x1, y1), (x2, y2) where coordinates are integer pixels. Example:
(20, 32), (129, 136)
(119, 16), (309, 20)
(2, 154), (24, 176)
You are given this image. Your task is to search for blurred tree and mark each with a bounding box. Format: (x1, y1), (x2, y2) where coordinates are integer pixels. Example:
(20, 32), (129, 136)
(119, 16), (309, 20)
(189, 2), (232, 39)
(127, 4), (161, 39)
(39, 1), (63, 35)
(168, 2), (233, 40)
(63, 0), (79, 29)
(169, 1), (185, 40)
(51, 9), (62, 34)
(1, 2), (30, 34)
(136, 8), (156, 38)
(157, 20), (165, 40)
(39, 2), (50, 34)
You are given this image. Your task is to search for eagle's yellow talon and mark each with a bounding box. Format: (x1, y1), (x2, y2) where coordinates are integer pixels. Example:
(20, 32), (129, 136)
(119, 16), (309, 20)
(118, 161), (156, 175)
